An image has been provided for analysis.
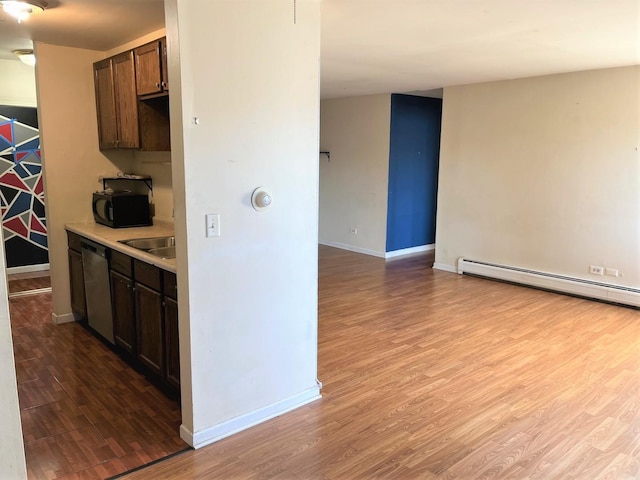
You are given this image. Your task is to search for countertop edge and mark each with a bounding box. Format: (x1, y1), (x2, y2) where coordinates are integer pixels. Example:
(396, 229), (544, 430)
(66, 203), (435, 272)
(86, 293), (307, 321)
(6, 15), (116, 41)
(65, 222), (176, 273)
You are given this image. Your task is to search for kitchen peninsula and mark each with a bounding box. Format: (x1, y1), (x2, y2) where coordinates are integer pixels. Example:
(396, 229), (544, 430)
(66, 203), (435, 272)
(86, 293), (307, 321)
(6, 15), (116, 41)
(65, 220), (179, 395)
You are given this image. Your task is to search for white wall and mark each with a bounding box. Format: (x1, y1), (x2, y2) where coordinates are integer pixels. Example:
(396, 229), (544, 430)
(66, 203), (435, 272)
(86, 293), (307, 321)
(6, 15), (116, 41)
(132, 152), (174, 222)
(35, 43), (133, 324)
(435, 66), (640, 288)
(319, 95), (391, 257)
(0, 59), (37, 107)
(0, 229), (26, 478)
(166, 0), (321, 447)
(0, 57), (34, 480)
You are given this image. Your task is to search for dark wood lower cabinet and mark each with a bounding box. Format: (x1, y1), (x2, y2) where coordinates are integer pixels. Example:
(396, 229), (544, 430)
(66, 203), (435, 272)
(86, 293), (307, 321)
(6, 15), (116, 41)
(68, 249), (86, 320)
(164, 297), (180, 389)
(67, 229), (179, 395)
(135, 282), (164, 376)
(110, 270), (136, 355)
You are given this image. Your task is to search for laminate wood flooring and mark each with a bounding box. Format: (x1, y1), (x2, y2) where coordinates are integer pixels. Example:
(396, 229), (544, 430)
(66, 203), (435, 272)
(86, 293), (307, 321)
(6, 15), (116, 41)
(8, 271), (51, 294)
(122, 246), (640, 479)
(10, 291), (187, 479)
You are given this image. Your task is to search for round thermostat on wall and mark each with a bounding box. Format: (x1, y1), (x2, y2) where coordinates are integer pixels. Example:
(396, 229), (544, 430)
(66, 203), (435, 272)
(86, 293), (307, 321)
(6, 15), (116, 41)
(251, 187), (273, 211)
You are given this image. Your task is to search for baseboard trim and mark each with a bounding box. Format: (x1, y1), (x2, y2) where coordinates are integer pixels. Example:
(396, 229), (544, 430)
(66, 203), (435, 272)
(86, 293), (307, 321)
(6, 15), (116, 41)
(180, 385), (321, 449)
(319, 241), (385, 258)
(385, 244), (435, 259)
(52, 312), (75, 325)
(9, 287), (51, 298)
(433, 262), (457, 273)
(7, 263), (50, 275)
(459, 258), (640, 308)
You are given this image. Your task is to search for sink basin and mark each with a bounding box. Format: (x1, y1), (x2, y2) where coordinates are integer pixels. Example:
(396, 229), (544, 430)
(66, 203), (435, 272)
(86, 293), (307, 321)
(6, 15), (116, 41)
(119, 236), (176, 259)
(121, 236), (175, 250)
(147, 246), (176, 259)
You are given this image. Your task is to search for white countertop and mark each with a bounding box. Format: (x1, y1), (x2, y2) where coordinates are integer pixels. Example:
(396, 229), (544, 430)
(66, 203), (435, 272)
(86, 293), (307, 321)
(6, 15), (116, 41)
(65, 220), (176, 273)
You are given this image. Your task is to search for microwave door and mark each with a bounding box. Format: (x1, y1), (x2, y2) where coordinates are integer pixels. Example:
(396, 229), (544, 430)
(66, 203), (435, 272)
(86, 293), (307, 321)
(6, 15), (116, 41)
(93, 198), (113, 223)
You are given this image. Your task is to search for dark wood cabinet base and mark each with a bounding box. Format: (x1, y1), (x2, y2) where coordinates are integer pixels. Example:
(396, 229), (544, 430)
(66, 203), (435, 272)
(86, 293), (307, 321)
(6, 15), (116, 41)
(67, 230), (179, 398)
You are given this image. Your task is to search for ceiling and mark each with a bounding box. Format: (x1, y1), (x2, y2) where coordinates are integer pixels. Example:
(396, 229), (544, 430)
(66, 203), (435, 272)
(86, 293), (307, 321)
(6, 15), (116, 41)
(1, 0), (638, 98)
(0, 0), (165, 59)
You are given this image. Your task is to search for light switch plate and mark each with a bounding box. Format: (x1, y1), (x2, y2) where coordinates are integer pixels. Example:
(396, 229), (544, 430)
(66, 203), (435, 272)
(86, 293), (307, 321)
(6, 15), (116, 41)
(206, 213), (220, 237)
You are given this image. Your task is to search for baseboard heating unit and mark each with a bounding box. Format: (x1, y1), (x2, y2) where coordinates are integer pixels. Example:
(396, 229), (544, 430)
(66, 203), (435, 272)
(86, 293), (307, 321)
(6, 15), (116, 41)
(457, 258), (640, 308)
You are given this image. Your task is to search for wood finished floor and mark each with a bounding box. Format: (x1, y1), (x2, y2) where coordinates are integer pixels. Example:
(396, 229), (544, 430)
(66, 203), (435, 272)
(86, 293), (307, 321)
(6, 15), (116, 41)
(9, 284), (187, 479)
(122, 246), (640, 479)
(9, 270), (51, 294)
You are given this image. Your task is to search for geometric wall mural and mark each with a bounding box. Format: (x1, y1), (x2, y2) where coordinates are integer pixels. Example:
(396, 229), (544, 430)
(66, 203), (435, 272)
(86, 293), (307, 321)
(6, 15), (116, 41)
(0, 106), (48, 268)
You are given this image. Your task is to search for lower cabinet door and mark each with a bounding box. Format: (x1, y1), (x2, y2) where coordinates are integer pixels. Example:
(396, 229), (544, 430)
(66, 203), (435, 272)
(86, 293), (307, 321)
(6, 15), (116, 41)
(164, 297), (180, 389)
(135, 282), (164, 376)
(68, 249), (86, 320)
(110, 270), (135, 354)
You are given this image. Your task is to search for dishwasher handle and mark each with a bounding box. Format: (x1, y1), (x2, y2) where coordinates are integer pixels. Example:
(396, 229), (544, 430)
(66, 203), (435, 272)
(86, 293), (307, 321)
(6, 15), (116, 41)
(81, 239), (109, 259)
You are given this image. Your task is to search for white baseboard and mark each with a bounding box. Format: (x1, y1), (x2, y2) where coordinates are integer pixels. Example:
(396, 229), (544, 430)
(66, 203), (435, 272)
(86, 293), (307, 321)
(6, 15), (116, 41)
(433, 262), (457, 273)
(319, 241), (385, 258)
(7, 263), (50, 275)
(52, 312), (75, 324)
(9, 287), (51, 298)
(180, 385), (322, 449)
(458, 258), (640, 308)
(385, 244), (435, 259)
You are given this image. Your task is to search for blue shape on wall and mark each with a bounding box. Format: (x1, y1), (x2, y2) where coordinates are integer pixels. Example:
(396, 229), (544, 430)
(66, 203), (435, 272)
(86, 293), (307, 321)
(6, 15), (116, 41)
(5, 191), (32, 219)
(386, 94), (442, 253)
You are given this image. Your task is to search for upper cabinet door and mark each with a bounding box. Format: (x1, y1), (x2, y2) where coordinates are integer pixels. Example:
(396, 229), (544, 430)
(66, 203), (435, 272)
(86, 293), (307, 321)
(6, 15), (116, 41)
(135, 39), (168, 96)
(112, 51), (140, 149)
(93, 59), (118, 149)
(160, 37), (169, 93)
(93, 37), (170, 152)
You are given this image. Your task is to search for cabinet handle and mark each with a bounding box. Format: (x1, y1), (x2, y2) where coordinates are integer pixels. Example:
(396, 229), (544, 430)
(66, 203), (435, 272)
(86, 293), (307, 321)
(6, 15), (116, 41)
(161, 82), (166, 88)
(155, 82), (160, 88)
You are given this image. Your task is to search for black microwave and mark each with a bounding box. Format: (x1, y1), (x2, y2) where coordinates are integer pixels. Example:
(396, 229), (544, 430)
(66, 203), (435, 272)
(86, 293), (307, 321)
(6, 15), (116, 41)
(92, 192), (152, 228)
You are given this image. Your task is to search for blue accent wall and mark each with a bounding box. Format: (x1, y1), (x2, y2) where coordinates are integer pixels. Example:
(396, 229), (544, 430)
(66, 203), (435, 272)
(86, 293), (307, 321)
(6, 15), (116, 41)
(386, 94), (442, 252)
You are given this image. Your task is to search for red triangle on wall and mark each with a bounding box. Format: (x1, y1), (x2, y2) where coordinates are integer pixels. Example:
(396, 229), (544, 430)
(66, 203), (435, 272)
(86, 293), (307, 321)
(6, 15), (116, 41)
(4, 216), (28, 238)
(0, 122), (13, 145)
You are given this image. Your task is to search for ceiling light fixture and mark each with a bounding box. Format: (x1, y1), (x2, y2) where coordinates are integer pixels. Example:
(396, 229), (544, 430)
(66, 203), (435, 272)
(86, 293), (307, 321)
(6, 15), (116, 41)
(1, 0), (47, 23)
(13, 49), (36, 66)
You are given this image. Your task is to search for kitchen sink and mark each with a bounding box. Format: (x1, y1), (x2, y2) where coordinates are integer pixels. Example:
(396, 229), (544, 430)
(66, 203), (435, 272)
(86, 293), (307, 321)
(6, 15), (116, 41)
(147, 246), (176, 259)
(119, 236), (176, 259)
(120, 236), (175, 250)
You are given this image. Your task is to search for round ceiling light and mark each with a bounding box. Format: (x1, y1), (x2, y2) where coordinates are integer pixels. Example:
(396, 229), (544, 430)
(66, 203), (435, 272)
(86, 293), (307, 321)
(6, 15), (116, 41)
(13, 49), (36, 66)
(1, 1), (47, 22)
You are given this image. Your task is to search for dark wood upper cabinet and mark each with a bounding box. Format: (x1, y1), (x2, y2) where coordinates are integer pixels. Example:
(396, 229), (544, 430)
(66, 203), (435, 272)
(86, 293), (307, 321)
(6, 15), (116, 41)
(93, 59), (118, 149)
(93, 38), (170, 152)
(93, 52), (140, 149)
(112, 51), (140, 148)
(161, 37), (169, 92)
(135, 37), (168, 97)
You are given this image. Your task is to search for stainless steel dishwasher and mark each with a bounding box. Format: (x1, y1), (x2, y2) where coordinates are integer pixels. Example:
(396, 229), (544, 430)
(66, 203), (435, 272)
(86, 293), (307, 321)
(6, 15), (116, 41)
(81, 239), (115, 344)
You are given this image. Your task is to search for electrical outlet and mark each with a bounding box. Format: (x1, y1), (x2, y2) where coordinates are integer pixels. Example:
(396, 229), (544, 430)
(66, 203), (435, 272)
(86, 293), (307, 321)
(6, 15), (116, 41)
(589, 265), (604, 275)
(206, 213), (220, 237)
(605, 268), (619, 277)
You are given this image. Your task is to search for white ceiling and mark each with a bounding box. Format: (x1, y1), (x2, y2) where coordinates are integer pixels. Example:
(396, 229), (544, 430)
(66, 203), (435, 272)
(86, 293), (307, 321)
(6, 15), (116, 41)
(0, 0), (165, 59)
(1, 0), (638, 98)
